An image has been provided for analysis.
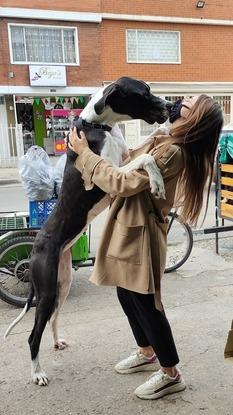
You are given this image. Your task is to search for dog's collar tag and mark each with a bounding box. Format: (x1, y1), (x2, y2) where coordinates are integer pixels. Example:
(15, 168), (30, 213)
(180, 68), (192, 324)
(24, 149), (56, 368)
(81, 119), (112, 132)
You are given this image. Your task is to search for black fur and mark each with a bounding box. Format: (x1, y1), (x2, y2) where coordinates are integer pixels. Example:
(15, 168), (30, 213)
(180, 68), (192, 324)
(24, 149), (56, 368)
(28, 126), (106, 359)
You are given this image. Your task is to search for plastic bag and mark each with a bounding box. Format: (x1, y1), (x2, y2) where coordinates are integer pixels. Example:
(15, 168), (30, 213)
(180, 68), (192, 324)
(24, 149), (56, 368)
(18, 146), (55, 201)
(53, 153), (67, 194)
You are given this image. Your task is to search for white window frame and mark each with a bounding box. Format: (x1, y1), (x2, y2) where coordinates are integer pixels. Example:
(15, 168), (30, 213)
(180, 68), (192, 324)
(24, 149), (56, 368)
(126, 29), (181, 64)
(8, 23), (80, 66)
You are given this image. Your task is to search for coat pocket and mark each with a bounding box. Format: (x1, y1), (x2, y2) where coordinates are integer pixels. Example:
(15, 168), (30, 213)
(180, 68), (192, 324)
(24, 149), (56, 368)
(106, 220), (145, 265)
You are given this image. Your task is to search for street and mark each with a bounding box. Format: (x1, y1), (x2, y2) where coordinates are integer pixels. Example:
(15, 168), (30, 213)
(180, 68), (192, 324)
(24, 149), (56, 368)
(0, 179), (233, 415)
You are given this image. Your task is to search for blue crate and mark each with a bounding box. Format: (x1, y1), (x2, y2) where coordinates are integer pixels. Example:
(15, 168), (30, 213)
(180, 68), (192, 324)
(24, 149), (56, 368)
(29, 199), (57, 228)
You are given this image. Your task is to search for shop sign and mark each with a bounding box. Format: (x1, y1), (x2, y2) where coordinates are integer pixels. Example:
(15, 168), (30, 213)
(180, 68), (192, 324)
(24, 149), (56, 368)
(29, 65), (67, 87)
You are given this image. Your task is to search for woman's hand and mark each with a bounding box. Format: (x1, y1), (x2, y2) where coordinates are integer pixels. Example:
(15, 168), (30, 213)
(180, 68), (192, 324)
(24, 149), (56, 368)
(67, 127), (89, 155)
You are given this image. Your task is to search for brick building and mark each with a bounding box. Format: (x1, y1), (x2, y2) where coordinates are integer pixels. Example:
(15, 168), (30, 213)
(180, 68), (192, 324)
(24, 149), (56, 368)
(1, 0), (233, 164)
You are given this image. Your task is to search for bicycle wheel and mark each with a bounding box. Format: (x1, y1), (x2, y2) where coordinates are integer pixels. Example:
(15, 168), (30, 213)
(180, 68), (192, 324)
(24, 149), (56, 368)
(0, 235), (36, 307)
(164, 212), (193, 273)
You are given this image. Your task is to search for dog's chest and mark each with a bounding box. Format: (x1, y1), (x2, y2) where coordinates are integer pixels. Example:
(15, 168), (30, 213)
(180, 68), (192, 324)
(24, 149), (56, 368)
(100, 130), (128, 167)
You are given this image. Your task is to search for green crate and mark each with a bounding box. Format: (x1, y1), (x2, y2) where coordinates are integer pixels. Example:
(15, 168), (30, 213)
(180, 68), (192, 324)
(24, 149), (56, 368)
(0, 215), (27, 231)
(71, 234), (89, 261)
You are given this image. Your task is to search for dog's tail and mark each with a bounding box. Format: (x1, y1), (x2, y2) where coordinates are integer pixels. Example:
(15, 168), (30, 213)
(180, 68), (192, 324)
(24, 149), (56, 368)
(4, 285), (34, 339)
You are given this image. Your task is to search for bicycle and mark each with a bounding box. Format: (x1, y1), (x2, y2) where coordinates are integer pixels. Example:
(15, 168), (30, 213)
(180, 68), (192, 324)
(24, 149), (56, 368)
(165, 211), (193, 273)
(0, 211), (193, 308)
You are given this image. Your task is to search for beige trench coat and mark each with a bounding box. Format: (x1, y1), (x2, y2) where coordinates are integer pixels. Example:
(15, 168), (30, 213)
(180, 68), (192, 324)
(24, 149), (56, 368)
(75, 135), (184, 309)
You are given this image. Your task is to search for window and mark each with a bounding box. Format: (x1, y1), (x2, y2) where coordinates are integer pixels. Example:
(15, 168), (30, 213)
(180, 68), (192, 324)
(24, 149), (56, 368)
(140, 120), (159, 138)
(127, 29), (180, 64)
(213, 96), (231, 125)
(9, 24), (78, 65)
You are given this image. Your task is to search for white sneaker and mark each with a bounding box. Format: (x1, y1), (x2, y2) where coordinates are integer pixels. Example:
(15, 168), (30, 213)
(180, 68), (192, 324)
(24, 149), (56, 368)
(134, 368), (186, 400)
(114, 351), (159, 374)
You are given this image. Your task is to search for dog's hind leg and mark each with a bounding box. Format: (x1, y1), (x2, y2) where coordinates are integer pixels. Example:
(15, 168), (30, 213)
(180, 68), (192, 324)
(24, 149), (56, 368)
(29, 254), (58, 386)
(29, 295), (56, 385)
(50, 249), (73, 350)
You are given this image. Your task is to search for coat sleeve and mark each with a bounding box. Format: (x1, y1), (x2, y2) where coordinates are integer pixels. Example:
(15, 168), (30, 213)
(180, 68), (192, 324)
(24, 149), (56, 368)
(74, 148), (150, 197)
(74, 145), (184, 197)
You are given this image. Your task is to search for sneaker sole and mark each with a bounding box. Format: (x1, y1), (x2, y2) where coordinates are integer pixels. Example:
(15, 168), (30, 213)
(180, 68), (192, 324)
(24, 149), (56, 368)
(115, 362), (159, 374)
(135, 380), (186, 399)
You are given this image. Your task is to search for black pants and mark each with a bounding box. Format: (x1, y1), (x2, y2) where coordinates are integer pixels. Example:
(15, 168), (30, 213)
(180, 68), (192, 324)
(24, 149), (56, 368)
(117, 287), (179, 368)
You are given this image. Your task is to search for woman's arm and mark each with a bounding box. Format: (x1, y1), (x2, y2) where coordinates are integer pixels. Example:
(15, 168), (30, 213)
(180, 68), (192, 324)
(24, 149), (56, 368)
(68, 129), (150, 197)
(68, 128), (183, 197)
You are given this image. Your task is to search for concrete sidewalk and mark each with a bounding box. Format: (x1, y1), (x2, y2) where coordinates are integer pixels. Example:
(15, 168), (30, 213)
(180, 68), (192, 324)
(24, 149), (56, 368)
(0, 167), (20, 185)
(0, 177), (233, 414)
(1, 240), (233, 415)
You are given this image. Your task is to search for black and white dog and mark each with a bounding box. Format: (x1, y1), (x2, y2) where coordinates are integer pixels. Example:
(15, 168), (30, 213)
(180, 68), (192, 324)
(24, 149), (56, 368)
(4, 77), (171, 385)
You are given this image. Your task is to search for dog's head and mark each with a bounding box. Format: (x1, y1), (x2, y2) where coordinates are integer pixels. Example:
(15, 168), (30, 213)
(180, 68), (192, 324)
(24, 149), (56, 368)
(94, 77), (169, 124)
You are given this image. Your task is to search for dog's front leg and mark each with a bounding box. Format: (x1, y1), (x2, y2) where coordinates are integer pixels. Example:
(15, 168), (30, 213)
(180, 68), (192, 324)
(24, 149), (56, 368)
(119, 154), (165, 199)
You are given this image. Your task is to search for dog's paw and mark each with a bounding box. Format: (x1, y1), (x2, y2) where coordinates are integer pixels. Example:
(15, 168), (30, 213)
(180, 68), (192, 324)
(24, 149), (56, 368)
(150, 178), (166, 199)
(54, 338), (68, 350)
(32, 371), (49, 386)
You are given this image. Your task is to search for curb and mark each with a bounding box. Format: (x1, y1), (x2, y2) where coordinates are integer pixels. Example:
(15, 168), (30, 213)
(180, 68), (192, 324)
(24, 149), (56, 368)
(0, 179), (21, 185)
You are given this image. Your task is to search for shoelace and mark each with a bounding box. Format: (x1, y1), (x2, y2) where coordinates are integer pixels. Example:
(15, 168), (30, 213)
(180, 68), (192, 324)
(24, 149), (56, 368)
(146, 369), (164, 385)
(130, 351), (144, 362)
(146, 369), (180, 386)
(135, 351), (155, 360)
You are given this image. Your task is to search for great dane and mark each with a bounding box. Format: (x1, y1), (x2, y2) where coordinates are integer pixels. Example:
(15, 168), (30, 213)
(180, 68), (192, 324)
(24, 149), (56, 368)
(4, 76), (171, 385)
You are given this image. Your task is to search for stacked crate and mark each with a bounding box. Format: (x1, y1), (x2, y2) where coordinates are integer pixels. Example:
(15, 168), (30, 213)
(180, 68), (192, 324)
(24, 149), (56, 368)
(219, 164), (233, 220)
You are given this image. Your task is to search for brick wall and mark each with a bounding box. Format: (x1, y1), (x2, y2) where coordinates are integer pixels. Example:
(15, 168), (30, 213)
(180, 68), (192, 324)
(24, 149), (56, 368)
(1, 1), (233, 87)
(3, 0), (233, 20)
(101, 20), (233, 82)
(0, 18), (102, 87)
(102, 0), (233, 20)
(1, 0), (101, 12)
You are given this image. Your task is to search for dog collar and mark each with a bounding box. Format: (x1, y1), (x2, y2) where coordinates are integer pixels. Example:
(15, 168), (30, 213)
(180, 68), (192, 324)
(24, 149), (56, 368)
(81, 119), (112, 132)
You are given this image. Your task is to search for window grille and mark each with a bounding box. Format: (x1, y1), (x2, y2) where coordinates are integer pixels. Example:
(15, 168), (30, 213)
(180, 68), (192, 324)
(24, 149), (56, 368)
(9, 24), (78, 64)
(213, 96), (231, 125)
(127, 30), (180, 64)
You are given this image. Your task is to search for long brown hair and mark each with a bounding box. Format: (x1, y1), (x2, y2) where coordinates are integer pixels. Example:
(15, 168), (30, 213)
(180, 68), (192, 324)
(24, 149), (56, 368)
(162, 95), (223, 225)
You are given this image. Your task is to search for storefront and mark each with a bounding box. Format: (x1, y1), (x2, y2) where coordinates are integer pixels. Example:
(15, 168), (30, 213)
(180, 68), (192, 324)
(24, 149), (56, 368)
(14, 95), (86, 155)
(1, 65), (99, 162)
(14, 65), (90, 155)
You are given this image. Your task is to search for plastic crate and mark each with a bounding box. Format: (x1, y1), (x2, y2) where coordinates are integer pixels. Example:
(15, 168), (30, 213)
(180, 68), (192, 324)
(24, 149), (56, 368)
(0, 215), (27, 231)
(72, 234), (89, 262)
(29, 200), (89, 262)
(29, 199), (57, 228)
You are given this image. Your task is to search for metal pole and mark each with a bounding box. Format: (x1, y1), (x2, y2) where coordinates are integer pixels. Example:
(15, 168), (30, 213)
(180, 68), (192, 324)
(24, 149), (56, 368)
(215, 153), (220, 254)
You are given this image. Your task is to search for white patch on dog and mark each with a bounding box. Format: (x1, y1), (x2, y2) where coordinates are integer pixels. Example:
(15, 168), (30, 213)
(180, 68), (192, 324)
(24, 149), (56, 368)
(54, 338), (68, 350)
(100, 127), (129, 167)
(80, 87), (131, 126)
(31, 355), (49, 386)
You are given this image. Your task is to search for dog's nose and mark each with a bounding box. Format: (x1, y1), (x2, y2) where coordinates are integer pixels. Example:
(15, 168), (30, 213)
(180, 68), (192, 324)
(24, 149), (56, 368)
(165, 101), (173, 113)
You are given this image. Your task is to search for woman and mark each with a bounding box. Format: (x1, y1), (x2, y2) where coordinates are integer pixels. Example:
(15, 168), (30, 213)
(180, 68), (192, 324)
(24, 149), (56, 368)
(68, 95), (223, 400)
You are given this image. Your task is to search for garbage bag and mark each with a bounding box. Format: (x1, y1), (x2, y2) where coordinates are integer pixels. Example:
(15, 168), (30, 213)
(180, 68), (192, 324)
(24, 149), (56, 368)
(53, 153), (67, 194)
(18, 145), (54, 201)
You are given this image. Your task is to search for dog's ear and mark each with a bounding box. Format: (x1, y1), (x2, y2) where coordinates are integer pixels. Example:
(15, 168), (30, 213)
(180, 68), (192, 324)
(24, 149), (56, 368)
(94, 83), (119, 115)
